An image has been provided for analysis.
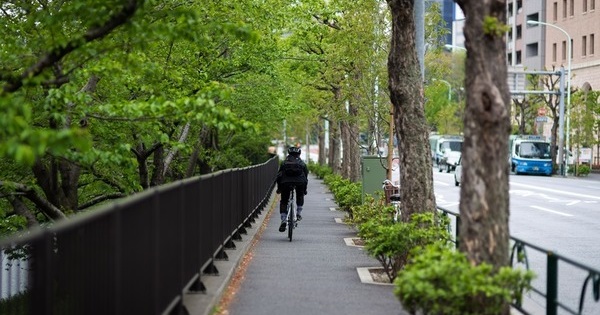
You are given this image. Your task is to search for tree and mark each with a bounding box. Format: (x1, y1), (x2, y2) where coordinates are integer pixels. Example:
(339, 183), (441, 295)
(386, 0), (437, 219)
(0, 0), (295, 232)
(455, 0), (512, 280)
(570, 89), (600, 173)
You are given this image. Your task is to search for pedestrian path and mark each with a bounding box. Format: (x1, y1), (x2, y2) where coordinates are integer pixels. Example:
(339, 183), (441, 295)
(219, 174), (407, 315)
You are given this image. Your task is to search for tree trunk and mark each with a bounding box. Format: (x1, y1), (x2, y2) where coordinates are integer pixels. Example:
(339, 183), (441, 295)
(386, 0), (436, 220)
(163, 122), (190, 177)
(340, 117), (351, 179)
(58, 159), (81, 212)
(9, 196), (39, 228)
(329, 120), (342, 175)
(345, 103), (361, 182)
(455, 0), (511, 272)
(131, 142), (162, 189)
(317, 120), (327, 165)
(150, 144), (165, 186)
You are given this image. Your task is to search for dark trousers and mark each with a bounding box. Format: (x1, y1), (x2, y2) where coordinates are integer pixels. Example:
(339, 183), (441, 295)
(279, 183), (307, 213)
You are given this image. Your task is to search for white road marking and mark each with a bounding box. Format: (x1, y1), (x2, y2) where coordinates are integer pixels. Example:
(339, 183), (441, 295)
(511, 182), (600, 200)
(530, 205), (573, 217)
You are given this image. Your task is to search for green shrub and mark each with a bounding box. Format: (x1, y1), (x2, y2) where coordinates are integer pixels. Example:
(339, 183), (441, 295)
(307, 162), (333, 179)
(567, 164), (591, 176)
(359, 212), (451, 281)
(0, 291), (29, 314)
(322, 174), (361, 213)
(577, 164), (591, 176)
(347, 192), (394, 226)
(335, 182), (362, 213)
(394, 243), (534, 315)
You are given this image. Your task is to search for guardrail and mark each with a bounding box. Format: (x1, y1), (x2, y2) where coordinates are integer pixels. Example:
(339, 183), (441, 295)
(437, 206), (600, 315)
(0, 156), (278, 315)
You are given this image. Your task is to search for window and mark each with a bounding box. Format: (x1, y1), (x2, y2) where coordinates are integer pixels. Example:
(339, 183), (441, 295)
(516, 50), (522, 64)
(570, 0), (575, 16)
(583, 36), (587, 56)
(526, 43), (539, 57)
(571, 39), (574, 59)
(592, 0), (596, 10)
(562, 40), (567, 60)
(563, 0), (568, 18)
(553, 43), (557, 62)
(516, 25), (522, 39)
(554, 2), (558, 20)
(591, 34), (595, 54)
(584, 0), (588, 12)
(526, 13), (539, 25)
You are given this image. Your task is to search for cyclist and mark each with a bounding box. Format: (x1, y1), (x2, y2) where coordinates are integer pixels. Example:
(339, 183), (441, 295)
(276, 146), (309, 232)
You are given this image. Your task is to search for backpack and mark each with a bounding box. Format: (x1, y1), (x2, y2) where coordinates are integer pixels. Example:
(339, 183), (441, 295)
(283, 156), (303, 177)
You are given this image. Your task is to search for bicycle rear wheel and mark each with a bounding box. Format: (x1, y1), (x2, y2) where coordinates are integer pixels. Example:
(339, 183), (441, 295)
(287, 202), (294, 241)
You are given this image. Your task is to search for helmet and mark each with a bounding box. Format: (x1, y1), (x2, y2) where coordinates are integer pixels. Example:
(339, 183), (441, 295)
(288, 146), (301, 155)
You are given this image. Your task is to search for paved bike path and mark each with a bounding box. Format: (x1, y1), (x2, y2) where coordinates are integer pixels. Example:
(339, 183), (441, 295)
(225, 174), (408, 315)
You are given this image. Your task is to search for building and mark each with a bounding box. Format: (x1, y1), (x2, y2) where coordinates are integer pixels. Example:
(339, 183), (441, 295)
(504, 0), (600, 166)
(505, 0), (600, 89)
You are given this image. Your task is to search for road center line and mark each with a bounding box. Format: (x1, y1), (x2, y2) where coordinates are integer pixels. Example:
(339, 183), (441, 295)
(511, 182), (600, 200)
(530, 205), (573, 217)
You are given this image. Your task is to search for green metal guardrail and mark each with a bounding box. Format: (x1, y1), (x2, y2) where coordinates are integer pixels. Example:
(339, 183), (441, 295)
(437, 206), (600, 315)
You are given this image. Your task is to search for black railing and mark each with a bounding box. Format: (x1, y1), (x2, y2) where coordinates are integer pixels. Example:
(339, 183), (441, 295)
(437, 206), (600, 315)
(0, 156), (279, 315)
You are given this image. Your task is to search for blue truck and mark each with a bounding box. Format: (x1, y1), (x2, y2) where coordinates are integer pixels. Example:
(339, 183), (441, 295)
(509, 135), (553, 176)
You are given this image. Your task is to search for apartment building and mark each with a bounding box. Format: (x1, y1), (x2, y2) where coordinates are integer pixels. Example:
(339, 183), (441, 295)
(506, 0), (600, 90)
(507, 0), (547, 71)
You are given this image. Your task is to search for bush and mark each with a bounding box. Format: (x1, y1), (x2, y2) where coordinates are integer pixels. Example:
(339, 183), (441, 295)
(323, 174), (362, 213)
(359, 212), (451, 281)
(394, 243), (534, 315)
(0, 291), (29, 314)
(346, 192), (394, 227)
(307, 162), (333, 179)
(567, 164), (591, 176)
(577, 164), (591, 176)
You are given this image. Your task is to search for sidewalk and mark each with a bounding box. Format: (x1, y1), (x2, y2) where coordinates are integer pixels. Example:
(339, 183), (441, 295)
(185, 174), (408, 315)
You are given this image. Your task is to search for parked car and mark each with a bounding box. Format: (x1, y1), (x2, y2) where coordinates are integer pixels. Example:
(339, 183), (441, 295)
(454, 156), (462, 186)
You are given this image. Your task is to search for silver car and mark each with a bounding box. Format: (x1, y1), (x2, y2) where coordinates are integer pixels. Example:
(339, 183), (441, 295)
(454, 157), (462, 186)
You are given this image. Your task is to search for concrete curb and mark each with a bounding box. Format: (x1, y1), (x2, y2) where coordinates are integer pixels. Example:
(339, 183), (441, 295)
(183, 189), (277, 315)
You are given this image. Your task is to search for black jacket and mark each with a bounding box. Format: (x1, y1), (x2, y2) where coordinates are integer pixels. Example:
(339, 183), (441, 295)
(277, 155), (308, 185)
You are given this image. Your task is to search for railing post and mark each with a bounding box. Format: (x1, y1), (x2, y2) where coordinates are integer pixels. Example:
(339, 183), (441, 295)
(455, 216), (460, 249)
(547, 252), (558, 315)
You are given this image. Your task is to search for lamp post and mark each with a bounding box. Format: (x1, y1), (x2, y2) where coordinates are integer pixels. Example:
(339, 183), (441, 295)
(526, 20), (571, 160)
(433, 78), (452, 101)
(444, 44), (466, 52)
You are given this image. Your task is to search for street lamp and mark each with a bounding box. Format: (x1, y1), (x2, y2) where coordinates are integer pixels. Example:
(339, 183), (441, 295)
(444, 44), (466, 52)
(526, 20), (572, 158)
(433, 78), (452, 101)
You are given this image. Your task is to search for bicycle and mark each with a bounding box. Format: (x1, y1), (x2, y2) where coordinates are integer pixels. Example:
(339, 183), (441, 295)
(383, 180), (401, 222)
(285, 185), (298, 241)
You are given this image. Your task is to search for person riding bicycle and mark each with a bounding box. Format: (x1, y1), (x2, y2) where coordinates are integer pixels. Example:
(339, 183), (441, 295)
(276, 146), (308, 232)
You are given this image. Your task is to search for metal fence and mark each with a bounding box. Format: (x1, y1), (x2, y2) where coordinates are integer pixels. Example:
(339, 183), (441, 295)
(437, 206), (600, 315)
(0, 156), (279, 315)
